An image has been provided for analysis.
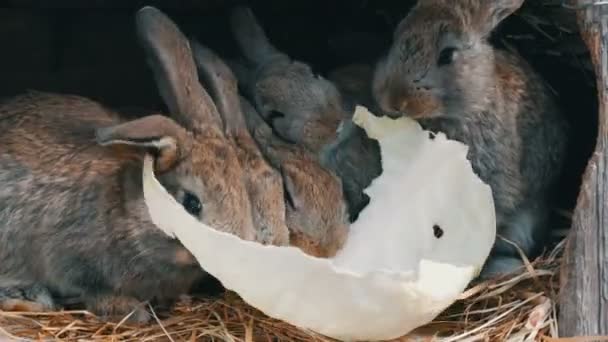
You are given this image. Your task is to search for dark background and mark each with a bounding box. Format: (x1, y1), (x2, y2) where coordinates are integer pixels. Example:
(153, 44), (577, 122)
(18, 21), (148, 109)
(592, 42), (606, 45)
(0, 0), (598, 238)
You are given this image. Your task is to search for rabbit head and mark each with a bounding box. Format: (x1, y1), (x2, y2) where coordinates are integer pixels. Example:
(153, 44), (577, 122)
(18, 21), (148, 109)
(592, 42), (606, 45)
(190, 40), (290, 246)
(229, 6), (349, 153)
(125, 6), (256, 241)
(240, 97), (349, 258)
(373, 0), (525, 119)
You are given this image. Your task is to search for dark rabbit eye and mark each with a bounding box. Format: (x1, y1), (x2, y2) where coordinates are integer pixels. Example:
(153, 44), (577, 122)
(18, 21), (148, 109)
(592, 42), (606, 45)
(437, 47), (457, 67)
(181, 191), (202, 217)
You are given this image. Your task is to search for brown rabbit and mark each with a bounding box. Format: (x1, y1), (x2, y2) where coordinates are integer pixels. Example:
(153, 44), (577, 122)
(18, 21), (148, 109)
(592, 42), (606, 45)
(239, 97), (349, 258)
(0, 6), (256, 322)
(372, 0), (569, 278)
(229, 6), (382, 222)
(190, 40), (290, 246)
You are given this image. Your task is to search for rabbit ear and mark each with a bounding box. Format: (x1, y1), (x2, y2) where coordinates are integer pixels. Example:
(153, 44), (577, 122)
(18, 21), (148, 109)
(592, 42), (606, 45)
(95, 114), (189, 172)
(226, 58), (257, 100)
(230, 6), (286, 66)
(478, 0), (524, 36)
(135, 6), (223, 134)
(239, 96), (287, 161)
(190, 40), (247, 137)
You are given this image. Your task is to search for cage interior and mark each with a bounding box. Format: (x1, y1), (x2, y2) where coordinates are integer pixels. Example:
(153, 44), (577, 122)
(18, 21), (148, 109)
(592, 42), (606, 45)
(0, 0), (597, 251)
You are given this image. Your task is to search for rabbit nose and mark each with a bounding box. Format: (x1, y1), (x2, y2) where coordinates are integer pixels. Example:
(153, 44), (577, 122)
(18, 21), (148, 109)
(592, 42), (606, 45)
(398, 101), (409, 113)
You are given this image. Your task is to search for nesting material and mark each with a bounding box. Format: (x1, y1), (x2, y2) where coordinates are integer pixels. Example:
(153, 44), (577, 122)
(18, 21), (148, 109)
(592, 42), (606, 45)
(0, 245), (565, 341)
(141, 106), (495, 341)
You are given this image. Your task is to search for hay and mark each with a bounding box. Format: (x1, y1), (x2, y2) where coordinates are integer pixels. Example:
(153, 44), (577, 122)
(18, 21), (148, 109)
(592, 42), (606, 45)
(0, 240), (575, 342)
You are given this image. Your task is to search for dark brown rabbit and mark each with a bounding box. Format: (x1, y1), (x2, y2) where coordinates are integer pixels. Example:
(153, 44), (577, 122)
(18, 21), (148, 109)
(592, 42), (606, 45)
(229, 6), (382, 222)
(372, 0), (568, 278)
(190, 40), (290, 246)
(239, 97), (349, 258)
(0, 6), (256, 322)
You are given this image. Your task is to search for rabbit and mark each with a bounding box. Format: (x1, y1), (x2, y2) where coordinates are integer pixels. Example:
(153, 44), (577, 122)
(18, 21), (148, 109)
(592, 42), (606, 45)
(239, 96), (350, 258)
(372, 0), (569, 278)
(190, 40), (290, 247)
(0, 6), (257, 323)
(229, 6), (382, 222)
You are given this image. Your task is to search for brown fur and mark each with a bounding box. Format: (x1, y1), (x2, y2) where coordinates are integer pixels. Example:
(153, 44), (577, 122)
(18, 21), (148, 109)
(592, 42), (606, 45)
(1, 299), (49, 312)
(373, 0), (569, 277)
(240, 97), (349, 258)
(230, 6), (383, 223)
(190, 41), (290, 246)
(0, 6), (256, 323)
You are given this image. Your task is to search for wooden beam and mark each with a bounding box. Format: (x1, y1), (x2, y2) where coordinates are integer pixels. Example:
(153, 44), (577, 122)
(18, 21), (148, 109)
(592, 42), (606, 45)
(559, 1), (608, 337)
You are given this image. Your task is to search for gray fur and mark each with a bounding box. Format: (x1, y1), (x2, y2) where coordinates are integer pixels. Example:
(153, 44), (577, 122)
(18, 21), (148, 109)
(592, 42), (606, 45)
(230, 6), (382, 222)
(0, 6), (256, 322)
(373, 0), (569, 277)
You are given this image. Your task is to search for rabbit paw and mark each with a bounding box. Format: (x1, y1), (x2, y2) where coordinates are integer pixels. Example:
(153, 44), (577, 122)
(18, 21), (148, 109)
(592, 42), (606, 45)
(86, 295), (151, 324)
(0, 284), (56, 312)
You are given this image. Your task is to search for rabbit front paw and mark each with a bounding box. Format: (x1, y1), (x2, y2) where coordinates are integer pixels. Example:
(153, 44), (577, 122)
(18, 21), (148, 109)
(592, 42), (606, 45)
(0, 284), (56, 312)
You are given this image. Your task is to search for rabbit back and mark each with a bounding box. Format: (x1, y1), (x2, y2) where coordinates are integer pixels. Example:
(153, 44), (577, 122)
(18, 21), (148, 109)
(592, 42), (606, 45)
(0, 92), (205, 308)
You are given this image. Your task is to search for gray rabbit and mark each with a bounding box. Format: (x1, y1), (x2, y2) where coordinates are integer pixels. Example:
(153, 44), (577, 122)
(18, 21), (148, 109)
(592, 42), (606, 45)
(372, 0), (568, 278)
(0, 6), (259, 322)
(229, 6), (382, 222)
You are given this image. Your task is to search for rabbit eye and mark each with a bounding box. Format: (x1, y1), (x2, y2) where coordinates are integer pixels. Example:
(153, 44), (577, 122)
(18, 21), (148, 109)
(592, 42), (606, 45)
(437, 47), (457, 67)
(181, 191), (202, 217)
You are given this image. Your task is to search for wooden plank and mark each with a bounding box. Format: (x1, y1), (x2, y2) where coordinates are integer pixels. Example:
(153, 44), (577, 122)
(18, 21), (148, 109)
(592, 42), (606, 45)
(559, 1), (608, 337)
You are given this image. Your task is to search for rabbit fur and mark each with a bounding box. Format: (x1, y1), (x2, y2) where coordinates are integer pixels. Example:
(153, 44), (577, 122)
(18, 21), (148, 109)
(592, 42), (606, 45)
(0, 6), (258, 322)
(239, 96), (350, 258)
(229, 6), (382, 222)
(372, 0), (569, 278)
(190, 40), (290, 247)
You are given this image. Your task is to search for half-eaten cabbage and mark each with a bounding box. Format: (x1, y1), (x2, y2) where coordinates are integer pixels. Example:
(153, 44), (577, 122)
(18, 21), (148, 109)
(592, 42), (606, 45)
(142, 106), (496, 341)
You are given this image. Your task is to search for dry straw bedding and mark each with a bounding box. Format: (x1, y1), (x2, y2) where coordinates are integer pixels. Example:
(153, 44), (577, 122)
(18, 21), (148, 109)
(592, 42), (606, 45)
(0, 240), (577, 342)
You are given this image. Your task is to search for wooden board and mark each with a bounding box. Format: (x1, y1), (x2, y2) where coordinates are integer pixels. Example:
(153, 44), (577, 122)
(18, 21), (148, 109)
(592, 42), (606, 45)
(559, 1), (608, 337)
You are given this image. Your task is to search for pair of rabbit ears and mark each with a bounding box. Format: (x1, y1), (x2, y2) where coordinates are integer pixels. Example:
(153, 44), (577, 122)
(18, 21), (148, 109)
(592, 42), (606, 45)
(96, 7), (248, 171)
(137, 6), (253, 142)
(470, 0), (525, 37)
(399, 0), (525, 40)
